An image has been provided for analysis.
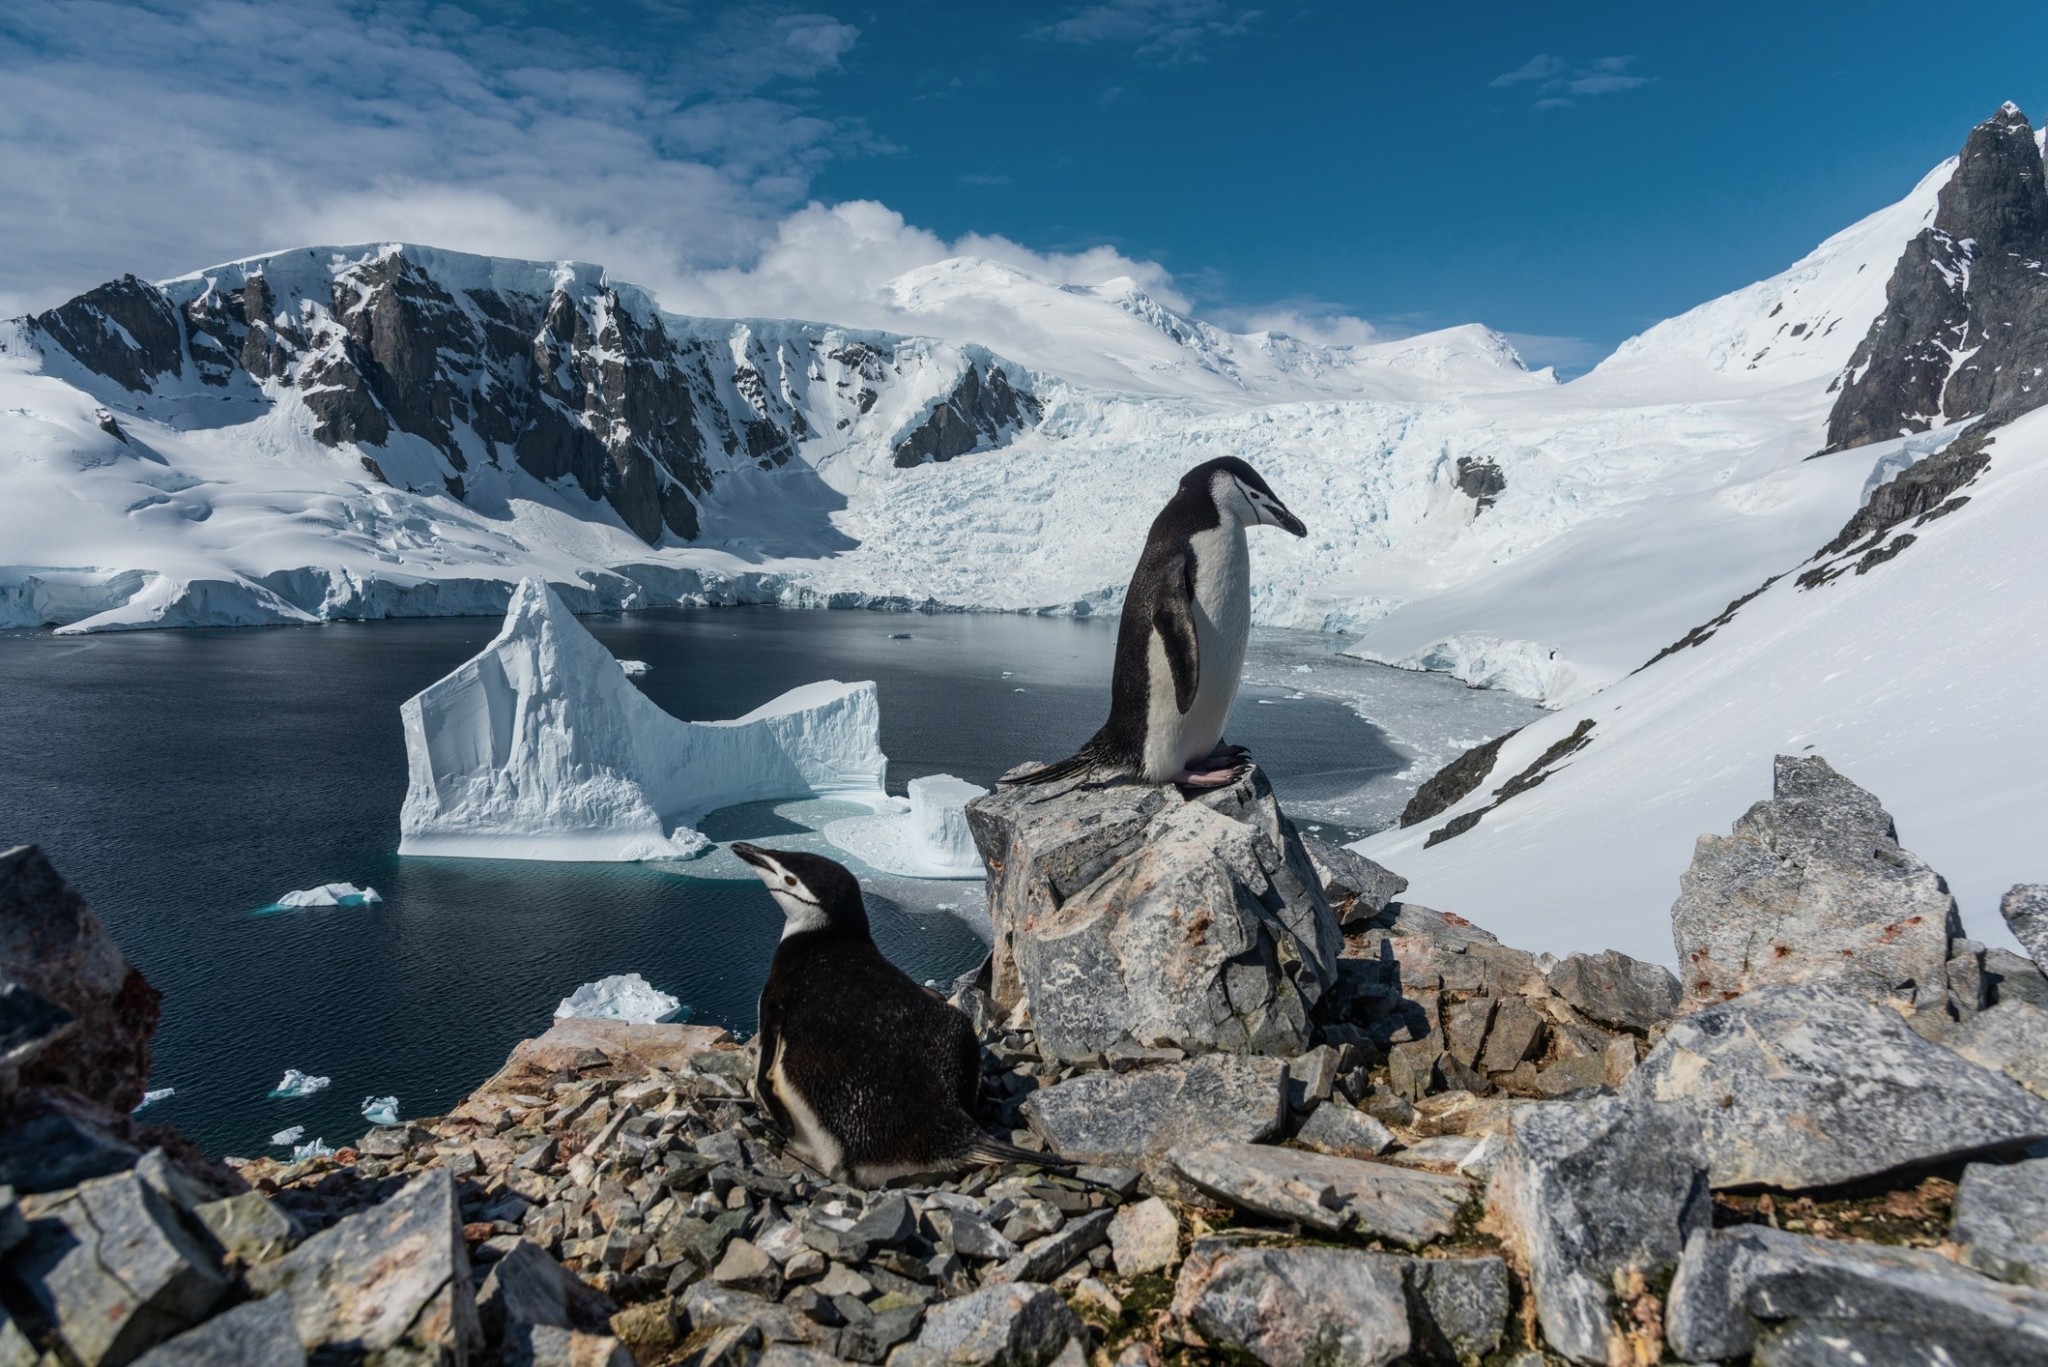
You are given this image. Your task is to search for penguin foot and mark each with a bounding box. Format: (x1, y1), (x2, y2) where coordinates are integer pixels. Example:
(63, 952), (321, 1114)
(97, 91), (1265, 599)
(1205, 742), (1251, 762)
(1173, 764), (1249, 789)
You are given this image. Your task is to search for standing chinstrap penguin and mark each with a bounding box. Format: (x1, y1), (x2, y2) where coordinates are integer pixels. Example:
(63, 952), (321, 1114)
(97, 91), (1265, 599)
(731, 842), (1061, 1185)
(1007, 456), (1306, 788)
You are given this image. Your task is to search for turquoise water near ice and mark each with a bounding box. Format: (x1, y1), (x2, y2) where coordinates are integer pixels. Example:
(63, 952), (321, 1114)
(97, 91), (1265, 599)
(0, 607), (1405, 1157)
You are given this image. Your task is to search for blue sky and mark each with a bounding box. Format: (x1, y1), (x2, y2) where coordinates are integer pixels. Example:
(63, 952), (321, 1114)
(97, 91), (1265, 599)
(2, 1), (2043, 372)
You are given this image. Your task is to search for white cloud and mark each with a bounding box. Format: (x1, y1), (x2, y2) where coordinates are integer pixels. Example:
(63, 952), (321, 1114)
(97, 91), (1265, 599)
(1037, 0), (1262, 63)
(1207, 301), (1384, 346)
(1491, 53), (1653, 110)
(1490, 54), (1565, 87)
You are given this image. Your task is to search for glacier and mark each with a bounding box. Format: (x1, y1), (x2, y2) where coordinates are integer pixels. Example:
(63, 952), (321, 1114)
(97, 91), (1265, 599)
(823, 773), (989, 878)
(554, 972), (686, 1025)
(397, 578), (889, 861)
(270, 1070), (330, 1098)
(259, 882), (383, 912)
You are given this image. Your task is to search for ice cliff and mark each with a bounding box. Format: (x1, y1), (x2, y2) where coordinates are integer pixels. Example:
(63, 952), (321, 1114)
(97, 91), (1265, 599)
(397, 578), (889, 861)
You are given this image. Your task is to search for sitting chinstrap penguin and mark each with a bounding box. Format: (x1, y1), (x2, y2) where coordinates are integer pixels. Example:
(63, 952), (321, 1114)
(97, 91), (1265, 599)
(1007, 455), (1306, 788)
(732, 842), (1064, 1185)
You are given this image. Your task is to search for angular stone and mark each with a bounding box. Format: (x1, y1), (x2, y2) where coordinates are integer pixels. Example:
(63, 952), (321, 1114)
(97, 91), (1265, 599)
(1295, 1101), (1396, 1159)
(1946, 1000), (2048, 1099)
(1021, 1055), (1285, 1175)
(887, 1282), (1081, 1367)
(848, 1194), (915, 1249)
(1403, 1255), (1510, 1363)
(246, 1168), (482, 1362)
(1171, 1239), (1410, 1367)
(0, 1088), (142, 1194)
(130, 1295), (305, 1367)
(2002, 885), (2048, 968)
(477, 1238), (608, 1347)
(1486, 1095), (1708, 1364)
(193, 1191), (298, 1265)
(1988, 948), (2048, 1010)
(714, 1238), (785, 1298)
(1477, 997), (1545, 1074)
(989, 1210), (1112, 1285)
(1106, 1197), (1179, 1277)
(1442, 998), (1493, 1069)
(0, 845), (161, 1111)
(1752, 1315), (2019, 1366)
(683, 1284), (822, 1347)
(969, 767), (1341, 1061)
(1286, 1045), (1339, 1108)
(1167, 1142), (1470, 1246)
(1300, 836), (1408, 922)
(1386, 1038), (1441, 1101)
(1543, 950), (1681, 1032)
(938, 1208), (1017, 1262)
(1669, 756), (1961, 1007)
(5, 1166), (227, 1366)
(0, 973), (73, 1087)
(1623, 985), (2048, 1188)
(1667, 1223), (2048, 1361)
(1953, 1158), (2048, 1288)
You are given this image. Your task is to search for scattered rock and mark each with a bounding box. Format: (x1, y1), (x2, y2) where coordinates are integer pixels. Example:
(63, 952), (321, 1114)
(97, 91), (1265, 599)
(887, 1282), (1082, 1367)
(1168, 1142), (1469, 1246)
(1543, 950), (1680, 1032)
(2003, 885), (2048, 969)
(1987, 947), (2048, 1010)
(1295, 1100), (1396, 1158)
(1021, 1054), (1286, 1176)
(247, 1168), (482, 1362)
(516, 1324), (637, 1367)
(193, 1191), (298, 1265)
(989, 1210), (1112, 1285)
(129, 1295), (304, 1367)
(1172, 1239), (1410, 1367)
(1402, 1254), (1511, 1364)
(1106, 1197), (1179, 1277)
(1669, 756), (1961, 1008)
(968, 766), (1341, 1060)
(1487, 1095), (1708, 1364)
(4, 1164), (227, 1366)
(1626, 985), (2048, 1188)
(1944, 999), (2048, 1098)
(1952, 1158), (2048, 1289)
(1666, 1223), (2048, 1362)
(1300, 836), (1408, 923)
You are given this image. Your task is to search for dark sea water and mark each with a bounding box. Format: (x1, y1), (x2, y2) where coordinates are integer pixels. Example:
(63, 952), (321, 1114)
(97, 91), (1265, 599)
(0, 608), (1404, 1158)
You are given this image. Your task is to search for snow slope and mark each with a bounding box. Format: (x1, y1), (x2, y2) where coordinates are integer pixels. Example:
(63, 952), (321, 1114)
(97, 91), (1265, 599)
(1358, 404), (2048, 962)
(397, 579), (888, 860)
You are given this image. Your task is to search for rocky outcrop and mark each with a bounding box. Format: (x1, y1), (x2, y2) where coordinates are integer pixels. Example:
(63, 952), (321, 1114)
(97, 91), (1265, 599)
(966, 764), (1341, 1062)
(1397, 729), (1517, 828)
(1826, 103), (2048, 452)
(1670, 754), (1962, 1007)
(1454, 456), (1505, 513)
(890, 364), (1040, 468)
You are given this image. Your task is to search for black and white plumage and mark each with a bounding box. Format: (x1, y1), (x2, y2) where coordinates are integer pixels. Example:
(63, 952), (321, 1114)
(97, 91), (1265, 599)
(1008, 456), (1306, 788)
(731, 842), (1058, 1185)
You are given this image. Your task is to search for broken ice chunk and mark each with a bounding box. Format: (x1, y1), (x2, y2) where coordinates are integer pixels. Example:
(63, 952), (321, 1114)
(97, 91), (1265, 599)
(271, 1126), (305, 1147)
(822, 772), (990, 878)
(361, 1095), (399, 1126)
(618, 659), (651, 676)
(291, 1138), (334, 1162)
(132, 1087), (174, 1111)
(257, 882), (383, 913)
(554, 972), (685, 1024)
(270, 1069), (330, 1098)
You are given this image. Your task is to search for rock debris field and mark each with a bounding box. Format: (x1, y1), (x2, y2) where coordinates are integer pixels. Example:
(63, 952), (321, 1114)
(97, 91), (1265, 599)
(3, 753), (2047, 1364)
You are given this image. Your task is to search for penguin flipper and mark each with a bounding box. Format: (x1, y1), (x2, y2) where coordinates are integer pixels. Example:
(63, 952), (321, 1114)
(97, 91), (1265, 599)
(999, 746), (1110, 786)
(752, 997), (794, 1137)
(1152, 548), (1201, 714)
(955, 1133), (1075, 1171)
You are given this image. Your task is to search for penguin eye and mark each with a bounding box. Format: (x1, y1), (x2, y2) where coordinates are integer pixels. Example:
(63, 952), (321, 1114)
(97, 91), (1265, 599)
(783, 875), (797, 887)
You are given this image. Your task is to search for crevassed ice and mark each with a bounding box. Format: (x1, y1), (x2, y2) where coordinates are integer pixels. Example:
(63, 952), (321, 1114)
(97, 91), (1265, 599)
(397, 579), (889, 862)
(554, 972), (684, 1024)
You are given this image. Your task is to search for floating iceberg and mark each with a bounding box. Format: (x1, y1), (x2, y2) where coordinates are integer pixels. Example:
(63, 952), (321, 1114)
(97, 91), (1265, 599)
(618, 659), (651, 676)
(258, 882), (383, 913)
(398, 579), (890, 861)
(271, 1125), (305, 1146)
(271, 1069), (330, 1098)
(824, 773), (989, 878)
(291, 1138), (335, 1162)
(132, 1087), (174, 1111)
(361, 1095), (399, 1126)
(554, 972), (686, 1024)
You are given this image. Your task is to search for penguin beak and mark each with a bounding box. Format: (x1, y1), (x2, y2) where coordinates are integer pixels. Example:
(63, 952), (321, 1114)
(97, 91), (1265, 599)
(731, 842), (773, 871)
(1269, 501), (1307, 537)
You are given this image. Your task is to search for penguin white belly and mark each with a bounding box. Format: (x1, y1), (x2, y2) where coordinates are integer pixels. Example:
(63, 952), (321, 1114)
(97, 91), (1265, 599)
(768, 1041), (845, 1178)
(1143, 523), (1250, 779)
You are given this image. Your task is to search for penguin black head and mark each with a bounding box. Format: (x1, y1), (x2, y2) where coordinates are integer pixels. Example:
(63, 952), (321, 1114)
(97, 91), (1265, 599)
(731, 843), (871, 941)
(1183, 456), (1307, 537)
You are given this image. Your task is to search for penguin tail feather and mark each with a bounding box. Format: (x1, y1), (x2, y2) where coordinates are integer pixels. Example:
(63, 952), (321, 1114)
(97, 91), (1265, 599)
(959, 1135), (1075, 1170)
(1000, 745), (1111, 787)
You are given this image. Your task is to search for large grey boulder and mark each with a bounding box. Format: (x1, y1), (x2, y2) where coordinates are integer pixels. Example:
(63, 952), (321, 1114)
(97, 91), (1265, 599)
(1171, 1240), (1411, 1366)
(1669, 756), (1961, 1008)
(1167, 1142), (1470, 1246)
(1953, 1158), (2048, 1289)
(1300, 836), (1408, 923)
(1543, 950), (1680, 1032)
(130, 1296), (304, 1367)
(1021, 1055), (1285, 1179)
(2, 1165), (227, 1366)
(1666, 1223), (2048, 1362)
(967, 765), (1340, 1061)
(1751, 1315), (2024, 1366)
(2004, 885), (2048, 967)
(1944, 999), (2048, 1099)
(887, 1282), (1081, 1367)
(1623, 984), (2048, 1188)
(0, 846), (161, 1111)
(247, 1168), (482, 1362)
(1485, 1095), (1709, 1364)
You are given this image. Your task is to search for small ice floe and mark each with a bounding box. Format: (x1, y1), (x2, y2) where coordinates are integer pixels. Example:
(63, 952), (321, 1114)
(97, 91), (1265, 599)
(271, 1126), (305, 1147)
(1257, 698), (1280, 705)
(291, 1138), (335, 1162)
(257, 882), (382, 913)
(361, 1095), (400, 1126)
(271, 1069), (330, 1098)
(554, 972), (686, 1024)
(823, 773), (989, 878)
(618, 659), (651, 676)
(1293, 664), (1314, 673)
(888, 633), (912, 640)
(132, 1087), (174, 1112)
(1013, 688), (1026, 693)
